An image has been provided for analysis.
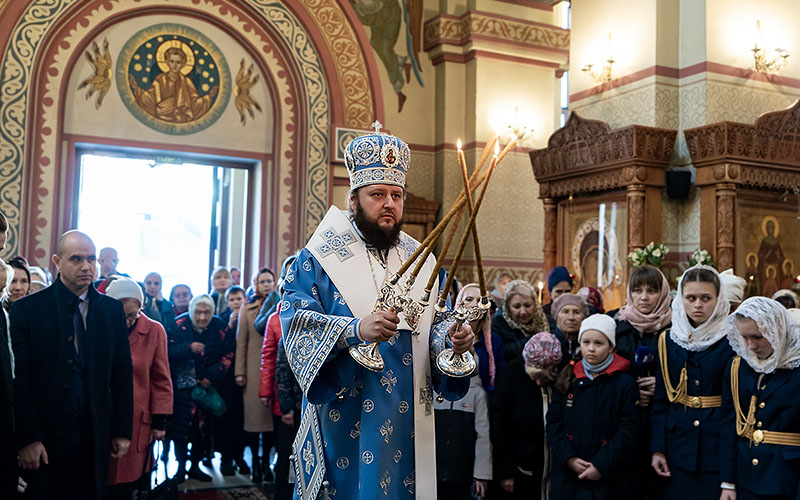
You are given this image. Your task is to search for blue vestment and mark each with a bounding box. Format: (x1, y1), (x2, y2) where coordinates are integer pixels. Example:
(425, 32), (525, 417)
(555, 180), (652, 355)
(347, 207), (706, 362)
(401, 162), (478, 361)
(282, 229), (469, 499)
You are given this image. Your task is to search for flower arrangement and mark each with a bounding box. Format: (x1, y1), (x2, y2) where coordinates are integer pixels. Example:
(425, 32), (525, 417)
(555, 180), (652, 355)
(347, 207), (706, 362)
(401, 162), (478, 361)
(688, 248), (714, 267)
(627, 242), (669, 267)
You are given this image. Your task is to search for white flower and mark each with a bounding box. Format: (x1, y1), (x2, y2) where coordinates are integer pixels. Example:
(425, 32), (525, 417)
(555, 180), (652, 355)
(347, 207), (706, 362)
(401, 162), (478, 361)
(653, 249), (662, 258)
(646, 242), (654, 251)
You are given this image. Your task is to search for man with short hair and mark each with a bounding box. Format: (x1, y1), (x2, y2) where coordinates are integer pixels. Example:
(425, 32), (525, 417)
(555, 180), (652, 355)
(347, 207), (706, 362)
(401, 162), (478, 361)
(281, 129), (473, 499)
(11, 230), (133, 499)
(96, 247), (129, 283)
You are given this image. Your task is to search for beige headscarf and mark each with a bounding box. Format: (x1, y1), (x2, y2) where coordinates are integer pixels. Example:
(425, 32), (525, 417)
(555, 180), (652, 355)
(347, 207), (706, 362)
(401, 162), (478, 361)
(502, 280), (549, 334)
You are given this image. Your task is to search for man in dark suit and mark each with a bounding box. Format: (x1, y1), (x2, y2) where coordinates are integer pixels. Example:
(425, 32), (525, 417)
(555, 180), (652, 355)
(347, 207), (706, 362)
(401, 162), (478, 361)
(11, 230), (133, 499)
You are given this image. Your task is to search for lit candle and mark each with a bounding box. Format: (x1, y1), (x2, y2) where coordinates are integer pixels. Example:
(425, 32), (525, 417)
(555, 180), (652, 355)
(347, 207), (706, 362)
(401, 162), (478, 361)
(537, 280), (544, 303)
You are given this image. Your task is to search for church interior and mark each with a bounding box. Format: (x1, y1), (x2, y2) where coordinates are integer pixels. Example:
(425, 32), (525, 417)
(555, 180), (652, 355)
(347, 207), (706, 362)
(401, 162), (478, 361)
(2, 0), (800, 497)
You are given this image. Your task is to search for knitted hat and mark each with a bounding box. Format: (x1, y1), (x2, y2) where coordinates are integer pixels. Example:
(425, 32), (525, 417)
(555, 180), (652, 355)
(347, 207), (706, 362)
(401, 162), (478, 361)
(105, 277), (144, 306)
(344, 125), (410, 190)
(547, 266), (573, 291)
(578, 314), (617, 347)
(551, 293), (589, 320)
(522, 332), (562, 369)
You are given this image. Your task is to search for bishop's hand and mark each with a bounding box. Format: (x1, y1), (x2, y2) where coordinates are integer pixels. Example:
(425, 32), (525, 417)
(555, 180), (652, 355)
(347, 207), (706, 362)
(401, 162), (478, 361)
(449, 321), (475, 355)
(359, 308), (400, 343)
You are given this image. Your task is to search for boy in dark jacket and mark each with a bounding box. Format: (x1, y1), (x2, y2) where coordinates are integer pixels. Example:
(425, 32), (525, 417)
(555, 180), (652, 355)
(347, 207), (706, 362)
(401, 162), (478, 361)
(546, 314), (639, 500)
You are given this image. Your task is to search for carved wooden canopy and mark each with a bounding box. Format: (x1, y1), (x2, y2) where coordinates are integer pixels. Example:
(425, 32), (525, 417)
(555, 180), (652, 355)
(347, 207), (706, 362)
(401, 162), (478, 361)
(685, 100), (800, 189)
(530, 113), (677, 199)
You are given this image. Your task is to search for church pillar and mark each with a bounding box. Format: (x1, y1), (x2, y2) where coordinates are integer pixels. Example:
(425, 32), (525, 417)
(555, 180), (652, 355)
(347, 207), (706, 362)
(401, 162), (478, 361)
(715, 182), (736, 271)
(626, 183), (646, 256)
(542, 197), (557, 272)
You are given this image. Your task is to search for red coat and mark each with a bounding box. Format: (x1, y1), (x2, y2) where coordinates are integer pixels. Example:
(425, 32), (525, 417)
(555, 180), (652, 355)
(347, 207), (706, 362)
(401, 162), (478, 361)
(108, 314), (173, 484)
(259, 310), (282, 415)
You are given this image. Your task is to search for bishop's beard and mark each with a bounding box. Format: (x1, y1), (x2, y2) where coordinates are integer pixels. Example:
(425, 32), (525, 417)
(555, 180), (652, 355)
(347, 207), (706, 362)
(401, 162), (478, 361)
(353, 199), (403, 251)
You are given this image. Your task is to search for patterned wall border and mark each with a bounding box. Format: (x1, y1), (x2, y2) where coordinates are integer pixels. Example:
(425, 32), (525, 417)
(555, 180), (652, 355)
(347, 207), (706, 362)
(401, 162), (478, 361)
(300, 0), (375, 129)
(0, 0), (380, 260)
(0, 0), (78, 259)
(423, 10), (569, 55)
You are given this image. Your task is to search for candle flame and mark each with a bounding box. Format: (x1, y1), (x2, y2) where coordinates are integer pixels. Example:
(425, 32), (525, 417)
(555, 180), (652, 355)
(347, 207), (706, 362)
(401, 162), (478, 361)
(537, 280), (544, 290)
(457, 138), (462, 151)
(494, 141), (499, 156)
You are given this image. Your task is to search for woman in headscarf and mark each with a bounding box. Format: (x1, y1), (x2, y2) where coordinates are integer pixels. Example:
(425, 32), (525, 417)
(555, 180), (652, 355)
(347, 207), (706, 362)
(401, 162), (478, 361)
(165, 294), (230, 483)
(551, 293), (590, 367)
(720, 297), (800, 500)
(614, 266), (672, 499)
(492, 280), (550, 363)
(169, 284), (193, 317)
(493, 332), (562, 499)
(455, 283), (504, 394)
(105, 278), (172, 499)
(650, 265), (734, 499)
(576, 287), (604, 315)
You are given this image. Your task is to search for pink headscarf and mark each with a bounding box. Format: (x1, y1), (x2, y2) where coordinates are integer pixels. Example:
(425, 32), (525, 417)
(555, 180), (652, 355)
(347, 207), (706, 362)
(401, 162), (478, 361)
(618, 269), (672, 333)
(455, 283), (496, 387)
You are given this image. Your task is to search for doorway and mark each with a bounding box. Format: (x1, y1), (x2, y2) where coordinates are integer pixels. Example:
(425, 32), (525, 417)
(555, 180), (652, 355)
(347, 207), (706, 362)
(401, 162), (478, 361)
(75, 151), (249, 296)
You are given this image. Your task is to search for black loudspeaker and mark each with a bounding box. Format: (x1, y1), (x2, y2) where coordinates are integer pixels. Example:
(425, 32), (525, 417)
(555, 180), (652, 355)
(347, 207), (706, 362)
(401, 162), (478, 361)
(666, 169), (692, 199)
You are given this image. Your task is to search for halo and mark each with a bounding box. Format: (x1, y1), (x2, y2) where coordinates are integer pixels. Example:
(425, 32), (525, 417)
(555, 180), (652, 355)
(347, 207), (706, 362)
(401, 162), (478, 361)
(745, 252), (759, 267)
(156, 39), (195, 75)
(766, 264), (777, 278)
(784, 259), (794, 272)
(761, 215), (780, 237)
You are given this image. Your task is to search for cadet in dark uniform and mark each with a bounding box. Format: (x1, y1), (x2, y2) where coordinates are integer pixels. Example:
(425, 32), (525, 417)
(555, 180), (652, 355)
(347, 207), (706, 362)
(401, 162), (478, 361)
(650, 265), (734, 499)
(721, 297), (800, 500)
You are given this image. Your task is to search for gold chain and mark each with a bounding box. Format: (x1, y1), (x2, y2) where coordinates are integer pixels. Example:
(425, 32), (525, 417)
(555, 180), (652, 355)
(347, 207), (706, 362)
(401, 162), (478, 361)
(365, 247), (402, 294)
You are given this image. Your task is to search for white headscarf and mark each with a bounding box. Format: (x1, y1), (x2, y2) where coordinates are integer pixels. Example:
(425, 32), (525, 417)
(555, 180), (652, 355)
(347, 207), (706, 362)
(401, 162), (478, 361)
(189, 294), (215, 332)
(727, 297), (800, 374)
(719, 269), (746, 305)
(670, 264), (730, 352)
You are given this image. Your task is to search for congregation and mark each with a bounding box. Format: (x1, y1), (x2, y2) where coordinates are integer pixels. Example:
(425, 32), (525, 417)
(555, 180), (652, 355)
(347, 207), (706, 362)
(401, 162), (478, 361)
(2, 193), (800, 500)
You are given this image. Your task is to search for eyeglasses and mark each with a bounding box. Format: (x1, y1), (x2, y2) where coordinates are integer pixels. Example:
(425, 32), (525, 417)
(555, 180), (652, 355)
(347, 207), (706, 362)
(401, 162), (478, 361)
(125, 311), (141, 322)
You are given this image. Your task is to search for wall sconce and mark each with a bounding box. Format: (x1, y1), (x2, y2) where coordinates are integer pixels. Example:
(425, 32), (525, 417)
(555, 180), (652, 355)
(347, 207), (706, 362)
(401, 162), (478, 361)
(489, 106), (533, 141)
(582, 33), (615, 83)
(752, 20), (789, 73)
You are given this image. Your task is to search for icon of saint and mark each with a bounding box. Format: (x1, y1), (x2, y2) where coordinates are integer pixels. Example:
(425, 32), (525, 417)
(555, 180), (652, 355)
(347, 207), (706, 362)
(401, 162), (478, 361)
(129, 44), (218, 123)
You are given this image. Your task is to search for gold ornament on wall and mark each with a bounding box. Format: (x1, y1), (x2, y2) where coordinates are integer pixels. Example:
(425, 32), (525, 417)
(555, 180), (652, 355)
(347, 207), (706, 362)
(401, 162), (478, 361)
(234, 59), (262, 125)
(77, 38), (112, 109)
(752, 20), (789, 73)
